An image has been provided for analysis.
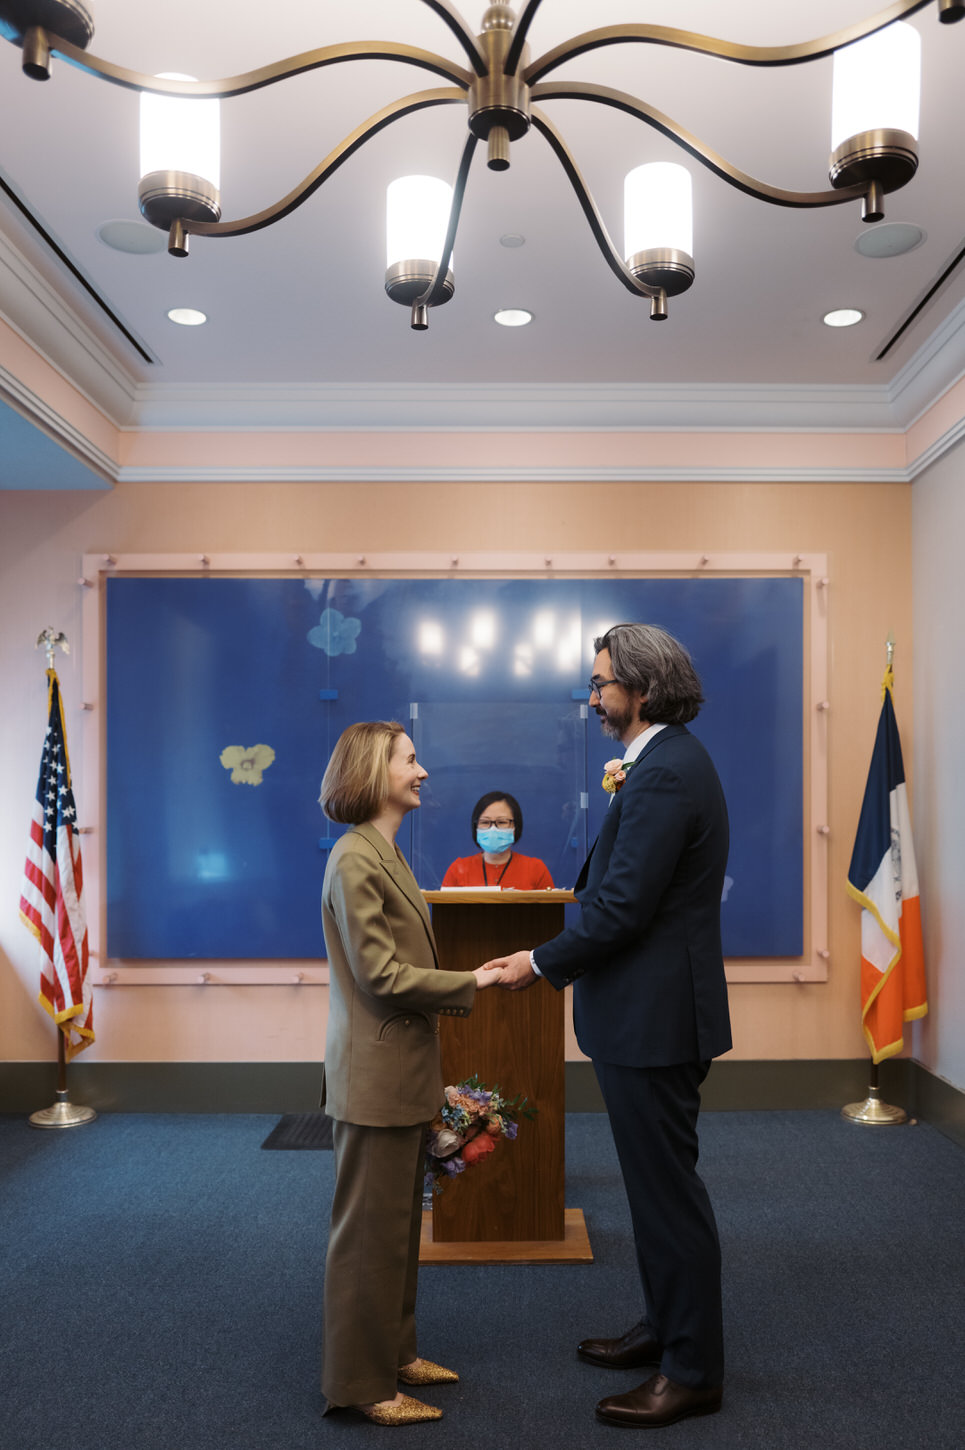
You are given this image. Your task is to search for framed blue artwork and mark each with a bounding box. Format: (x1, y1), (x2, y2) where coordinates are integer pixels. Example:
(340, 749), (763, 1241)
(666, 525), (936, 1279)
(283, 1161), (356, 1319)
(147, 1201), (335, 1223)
(106, 574), (803, 960)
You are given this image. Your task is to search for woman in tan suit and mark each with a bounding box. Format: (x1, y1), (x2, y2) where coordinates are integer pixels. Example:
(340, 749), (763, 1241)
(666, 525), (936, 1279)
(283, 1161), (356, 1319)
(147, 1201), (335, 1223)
(318, 720), (499, 1425)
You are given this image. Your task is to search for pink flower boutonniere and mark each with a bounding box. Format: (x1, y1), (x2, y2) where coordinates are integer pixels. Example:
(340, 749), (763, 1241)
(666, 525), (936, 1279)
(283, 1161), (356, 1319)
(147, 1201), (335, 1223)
(602, 758), (634, 794)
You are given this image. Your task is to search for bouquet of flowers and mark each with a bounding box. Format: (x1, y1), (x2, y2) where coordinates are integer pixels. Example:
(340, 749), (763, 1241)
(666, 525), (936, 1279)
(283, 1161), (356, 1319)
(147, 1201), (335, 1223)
(424, 1075), (536, 1193)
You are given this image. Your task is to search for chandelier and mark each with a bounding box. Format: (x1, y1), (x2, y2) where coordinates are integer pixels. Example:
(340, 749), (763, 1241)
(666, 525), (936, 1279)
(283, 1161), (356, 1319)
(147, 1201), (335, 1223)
(1, 0), (962, 328)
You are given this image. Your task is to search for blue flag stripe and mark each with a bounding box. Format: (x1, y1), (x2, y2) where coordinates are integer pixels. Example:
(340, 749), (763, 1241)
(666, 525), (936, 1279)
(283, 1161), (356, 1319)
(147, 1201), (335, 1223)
(847, 690), (906, 892)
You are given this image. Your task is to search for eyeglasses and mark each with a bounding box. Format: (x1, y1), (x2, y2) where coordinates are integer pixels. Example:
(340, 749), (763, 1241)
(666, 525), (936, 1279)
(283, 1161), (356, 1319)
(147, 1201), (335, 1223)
(478, 817), (515, 829)
(587, 677), (619, 696)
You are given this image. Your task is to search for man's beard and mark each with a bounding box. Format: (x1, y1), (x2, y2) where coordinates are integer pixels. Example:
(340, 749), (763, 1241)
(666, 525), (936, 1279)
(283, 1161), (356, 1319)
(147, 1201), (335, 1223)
(596, 702), (633, 740)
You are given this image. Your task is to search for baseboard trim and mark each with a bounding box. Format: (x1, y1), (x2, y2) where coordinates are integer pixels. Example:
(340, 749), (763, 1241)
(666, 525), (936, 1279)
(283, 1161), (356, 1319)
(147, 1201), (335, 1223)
(0, 1061), (323, 1116)
(2, 1059), (962, 1148)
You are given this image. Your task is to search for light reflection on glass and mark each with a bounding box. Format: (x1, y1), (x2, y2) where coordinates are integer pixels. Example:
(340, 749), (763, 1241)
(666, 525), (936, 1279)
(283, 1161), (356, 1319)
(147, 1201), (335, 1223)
(533, 610), (555, 648)
(589, 621), (613, 655)
(553, 615), (581, 673)
(459, 646), (479, 675)
(513, 642), (533, 676)
(197, 850), (229, 881)
(419, 620), (444, 654)
(471, 610), (496, 648)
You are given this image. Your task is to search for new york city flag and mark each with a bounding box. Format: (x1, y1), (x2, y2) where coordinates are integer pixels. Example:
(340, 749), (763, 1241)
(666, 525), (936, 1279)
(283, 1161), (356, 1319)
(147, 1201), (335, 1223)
(846, 669), (927, 1064)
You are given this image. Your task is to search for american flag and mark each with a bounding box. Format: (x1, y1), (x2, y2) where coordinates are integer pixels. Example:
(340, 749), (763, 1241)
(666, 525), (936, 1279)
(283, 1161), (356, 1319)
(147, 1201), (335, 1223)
(19, 670), (94, 1060)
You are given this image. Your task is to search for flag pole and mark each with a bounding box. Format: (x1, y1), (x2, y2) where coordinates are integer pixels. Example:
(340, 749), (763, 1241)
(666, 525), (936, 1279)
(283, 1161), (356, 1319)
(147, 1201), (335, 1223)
(29, 1016), (97, 1129)
(27, 629), (96, 1130)
(842, 632), (910, 1127)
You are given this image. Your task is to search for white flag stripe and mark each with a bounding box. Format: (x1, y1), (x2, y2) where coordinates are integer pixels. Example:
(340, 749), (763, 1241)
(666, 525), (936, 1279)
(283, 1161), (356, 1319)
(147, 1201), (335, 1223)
(892, 780), (919, 897)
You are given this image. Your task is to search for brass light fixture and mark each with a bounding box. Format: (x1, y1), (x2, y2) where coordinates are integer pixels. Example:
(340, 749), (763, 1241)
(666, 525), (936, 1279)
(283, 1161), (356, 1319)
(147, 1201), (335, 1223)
(1, 0), (962, 329)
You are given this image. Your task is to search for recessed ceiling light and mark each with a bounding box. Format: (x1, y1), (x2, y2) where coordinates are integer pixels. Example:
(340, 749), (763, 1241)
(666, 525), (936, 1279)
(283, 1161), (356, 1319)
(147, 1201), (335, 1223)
(499, 233), (526, 248)
(167, 307), (207, 326)
(494, 308), (533, 327)
(854, 222), (925, 259)
(97, 219), (167, 255)
(822, 308), (864, 328)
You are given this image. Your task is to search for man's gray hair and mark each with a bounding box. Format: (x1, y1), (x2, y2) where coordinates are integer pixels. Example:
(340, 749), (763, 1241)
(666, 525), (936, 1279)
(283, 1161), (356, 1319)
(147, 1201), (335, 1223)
(594, 623), (704, 725)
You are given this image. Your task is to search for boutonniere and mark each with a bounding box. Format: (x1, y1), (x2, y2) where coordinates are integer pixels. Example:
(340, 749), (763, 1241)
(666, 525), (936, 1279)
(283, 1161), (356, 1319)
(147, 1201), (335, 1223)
(602, 758), (634, 794)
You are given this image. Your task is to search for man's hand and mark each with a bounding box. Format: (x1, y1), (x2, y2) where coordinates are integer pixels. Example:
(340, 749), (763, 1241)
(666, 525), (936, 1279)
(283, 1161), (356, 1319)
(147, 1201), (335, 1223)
(481, 950), (537, 991)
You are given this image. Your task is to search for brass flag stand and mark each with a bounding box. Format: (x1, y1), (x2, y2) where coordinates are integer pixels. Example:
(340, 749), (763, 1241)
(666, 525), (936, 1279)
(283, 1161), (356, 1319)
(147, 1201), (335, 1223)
(29, 1026), (97, 1129)
(841, 1059), (909, 1126)
(27, 628), (96, 1130)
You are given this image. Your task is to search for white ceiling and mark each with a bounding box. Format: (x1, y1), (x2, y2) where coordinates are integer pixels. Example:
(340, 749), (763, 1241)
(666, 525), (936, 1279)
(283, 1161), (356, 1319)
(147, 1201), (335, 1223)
(1, 0), (965, 452)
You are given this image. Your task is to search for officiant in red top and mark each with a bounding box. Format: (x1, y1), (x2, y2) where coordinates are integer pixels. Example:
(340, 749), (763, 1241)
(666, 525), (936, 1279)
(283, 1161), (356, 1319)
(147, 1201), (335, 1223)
(441, 790), (553, 890)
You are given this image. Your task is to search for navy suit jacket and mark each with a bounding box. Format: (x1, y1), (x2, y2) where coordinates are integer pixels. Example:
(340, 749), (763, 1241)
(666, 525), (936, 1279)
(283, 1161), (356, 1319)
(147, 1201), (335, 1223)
(535, 724), (732, 1069)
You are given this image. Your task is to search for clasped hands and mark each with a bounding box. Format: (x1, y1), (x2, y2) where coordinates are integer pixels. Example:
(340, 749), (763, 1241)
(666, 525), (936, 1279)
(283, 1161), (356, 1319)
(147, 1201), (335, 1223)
(471, 950), (537, 992)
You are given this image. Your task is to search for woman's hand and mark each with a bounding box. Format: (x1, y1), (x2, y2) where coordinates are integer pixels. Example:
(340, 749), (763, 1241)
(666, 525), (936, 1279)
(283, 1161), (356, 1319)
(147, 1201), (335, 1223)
(473, 963), (503, 989)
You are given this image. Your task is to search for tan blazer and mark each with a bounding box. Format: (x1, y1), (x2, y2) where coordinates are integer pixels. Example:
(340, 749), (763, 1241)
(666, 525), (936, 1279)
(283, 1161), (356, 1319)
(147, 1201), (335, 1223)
(320, 821), (476, 1126)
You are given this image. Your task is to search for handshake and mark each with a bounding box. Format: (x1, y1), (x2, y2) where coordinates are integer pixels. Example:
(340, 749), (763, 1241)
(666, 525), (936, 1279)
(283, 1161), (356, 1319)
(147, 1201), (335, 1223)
(471, 951), (537, 992)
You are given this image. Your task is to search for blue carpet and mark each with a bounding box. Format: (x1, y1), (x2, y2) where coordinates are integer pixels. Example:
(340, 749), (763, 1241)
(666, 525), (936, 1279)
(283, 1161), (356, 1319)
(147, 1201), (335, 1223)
(1, 1110), (963, 1449)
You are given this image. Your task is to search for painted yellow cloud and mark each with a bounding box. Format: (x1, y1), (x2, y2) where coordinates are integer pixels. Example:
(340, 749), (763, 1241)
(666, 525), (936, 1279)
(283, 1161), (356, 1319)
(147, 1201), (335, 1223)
(219, 744), (276, 786)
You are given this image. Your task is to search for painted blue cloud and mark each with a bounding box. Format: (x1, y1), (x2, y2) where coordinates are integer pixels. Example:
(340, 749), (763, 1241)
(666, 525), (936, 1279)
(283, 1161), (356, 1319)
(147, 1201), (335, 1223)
(308, 607), (361, 656)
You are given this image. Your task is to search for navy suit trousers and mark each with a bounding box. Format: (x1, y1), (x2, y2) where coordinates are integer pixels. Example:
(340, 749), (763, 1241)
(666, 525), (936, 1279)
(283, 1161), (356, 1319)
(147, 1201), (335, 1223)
(594, 1058), (724, 1388)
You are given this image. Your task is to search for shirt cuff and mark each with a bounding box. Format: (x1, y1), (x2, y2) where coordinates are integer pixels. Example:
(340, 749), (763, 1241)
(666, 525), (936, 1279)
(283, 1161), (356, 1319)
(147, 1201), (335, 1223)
(530, 950), (543, 978)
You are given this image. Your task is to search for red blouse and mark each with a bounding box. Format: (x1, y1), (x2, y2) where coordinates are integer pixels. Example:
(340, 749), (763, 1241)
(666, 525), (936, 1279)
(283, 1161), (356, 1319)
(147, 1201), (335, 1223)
(440, 852), (554, 890)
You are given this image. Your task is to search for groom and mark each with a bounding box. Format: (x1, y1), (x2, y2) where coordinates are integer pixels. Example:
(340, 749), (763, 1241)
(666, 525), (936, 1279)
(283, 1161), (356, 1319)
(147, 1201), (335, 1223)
(485, 622), (731, 1428)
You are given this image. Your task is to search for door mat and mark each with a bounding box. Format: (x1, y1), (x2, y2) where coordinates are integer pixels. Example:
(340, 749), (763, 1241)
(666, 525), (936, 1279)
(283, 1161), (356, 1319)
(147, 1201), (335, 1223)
(261, 1112), (334, 1150)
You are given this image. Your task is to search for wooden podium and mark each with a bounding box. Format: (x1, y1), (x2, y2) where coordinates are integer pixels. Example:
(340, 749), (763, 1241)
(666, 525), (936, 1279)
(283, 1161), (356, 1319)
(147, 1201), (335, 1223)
(419, 890), (592, 1265)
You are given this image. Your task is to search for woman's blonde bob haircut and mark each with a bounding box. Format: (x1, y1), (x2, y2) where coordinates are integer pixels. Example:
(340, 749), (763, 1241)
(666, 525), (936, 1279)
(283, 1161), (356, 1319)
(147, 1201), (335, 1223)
(319, 720), (406, 825)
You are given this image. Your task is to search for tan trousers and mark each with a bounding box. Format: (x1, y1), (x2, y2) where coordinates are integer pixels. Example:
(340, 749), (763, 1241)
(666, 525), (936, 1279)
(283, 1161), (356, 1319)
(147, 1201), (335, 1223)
(321, 1119), (427, 1407)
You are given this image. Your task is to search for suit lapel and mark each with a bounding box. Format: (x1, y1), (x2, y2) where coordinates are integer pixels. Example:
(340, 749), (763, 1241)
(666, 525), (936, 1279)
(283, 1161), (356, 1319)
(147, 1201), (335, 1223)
(578, 726), (688, 889)
(353, 822), (438, 964)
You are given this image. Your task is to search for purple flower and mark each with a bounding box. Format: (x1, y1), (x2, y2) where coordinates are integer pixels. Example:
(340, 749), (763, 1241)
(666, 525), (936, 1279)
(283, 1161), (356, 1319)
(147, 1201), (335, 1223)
(504, 1121), (518, 1140)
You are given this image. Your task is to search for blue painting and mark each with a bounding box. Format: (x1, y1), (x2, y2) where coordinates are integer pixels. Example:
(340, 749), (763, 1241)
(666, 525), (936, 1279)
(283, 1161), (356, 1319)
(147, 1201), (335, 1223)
(106, 575), (803, 960)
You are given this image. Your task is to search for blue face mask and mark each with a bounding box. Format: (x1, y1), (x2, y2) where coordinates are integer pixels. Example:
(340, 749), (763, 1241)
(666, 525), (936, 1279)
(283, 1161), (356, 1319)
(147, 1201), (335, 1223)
(477, 827), (515, 853)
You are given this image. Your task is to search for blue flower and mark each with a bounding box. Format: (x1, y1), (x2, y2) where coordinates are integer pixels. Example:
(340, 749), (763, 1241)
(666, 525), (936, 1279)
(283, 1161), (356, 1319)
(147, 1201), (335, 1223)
(307, 607), (361, 656)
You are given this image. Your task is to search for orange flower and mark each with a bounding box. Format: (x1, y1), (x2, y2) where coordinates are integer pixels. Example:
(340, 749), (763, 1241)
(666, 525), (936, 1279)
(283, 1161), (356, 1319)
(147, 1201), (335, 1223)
(462, 1132), (497, 1164)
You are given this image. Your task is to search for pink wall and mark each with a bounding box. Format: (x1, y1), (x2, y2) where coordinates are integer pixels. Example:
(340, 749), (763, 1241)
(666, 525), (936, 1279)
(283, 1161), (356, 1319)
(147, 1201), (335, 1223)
(0, 474), (915, 1067)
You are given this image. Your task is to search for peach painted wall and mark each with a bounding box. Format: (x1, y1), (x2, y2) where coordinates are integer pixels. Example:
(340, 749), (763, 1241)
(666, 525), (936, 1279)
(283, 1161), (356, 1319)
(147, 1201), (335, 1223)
(0, 476), (916, 1067)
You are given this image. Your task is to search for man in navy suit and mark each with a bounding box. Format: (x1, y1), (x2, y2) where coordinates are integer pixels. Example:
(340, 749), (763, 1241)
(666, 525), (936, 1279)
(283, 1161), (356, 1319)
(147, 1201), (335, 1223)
(486, 623), (731, 1428)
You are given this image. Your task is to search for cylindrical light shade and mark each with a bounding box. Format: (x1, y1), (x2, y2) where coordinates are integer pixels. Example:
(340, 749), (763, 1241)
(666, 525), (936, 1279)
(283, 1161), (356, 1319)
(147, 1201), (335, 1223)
(139, 74), (220, 190)
(831, 22), (921, 149)
(624, 162), (693, 260)
(386, 175), (453, 268)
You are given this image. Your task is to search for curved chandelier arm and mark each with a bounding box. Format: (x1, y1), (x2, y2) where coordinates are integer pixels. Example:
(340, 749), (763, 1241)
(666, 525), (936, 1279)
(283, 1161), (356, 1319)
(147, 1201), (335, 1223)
(176, 89), (466, 242)
(530, 107), (657, 301)
(530, 82), (867, 210)
(416, 132), (480, 308)
(36, 33), (473, 97)
(525, 0), (933, 84)
(416, 0), (487, 77)
(504, 0), (546, 75)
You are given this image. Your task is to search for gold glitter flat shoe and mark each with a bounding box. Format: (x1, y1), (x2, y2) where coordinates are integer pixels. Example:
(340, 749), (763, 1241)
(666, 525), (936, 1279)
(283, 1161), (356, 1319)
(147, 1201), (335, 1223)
(357, 1394), (443, 1425)
(398, 1359), (460, 1386)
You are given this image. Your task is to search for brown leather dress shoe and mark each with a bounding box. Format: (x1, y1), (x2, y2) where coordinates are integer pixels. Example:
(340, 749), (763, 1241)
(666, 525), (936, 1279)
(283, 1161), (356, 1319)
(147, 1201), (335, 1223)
(596, 1373), (722, 1427)
(577, 1321), (663, 1369)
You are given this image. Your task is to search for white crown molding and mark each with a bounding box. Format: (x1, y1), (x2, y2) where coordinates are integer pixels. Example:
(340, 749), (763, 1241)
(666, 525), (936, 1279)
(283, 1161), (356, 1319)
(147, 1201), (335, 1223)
(0, 366), (116, 485)
(125, 380), (906, 434)
(907, 413), (965, 480)
(887, 296), (965, 429)
(114, 464), (911, 485)
(1, 209), (965, 481)
(0, 229), (139, 427)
